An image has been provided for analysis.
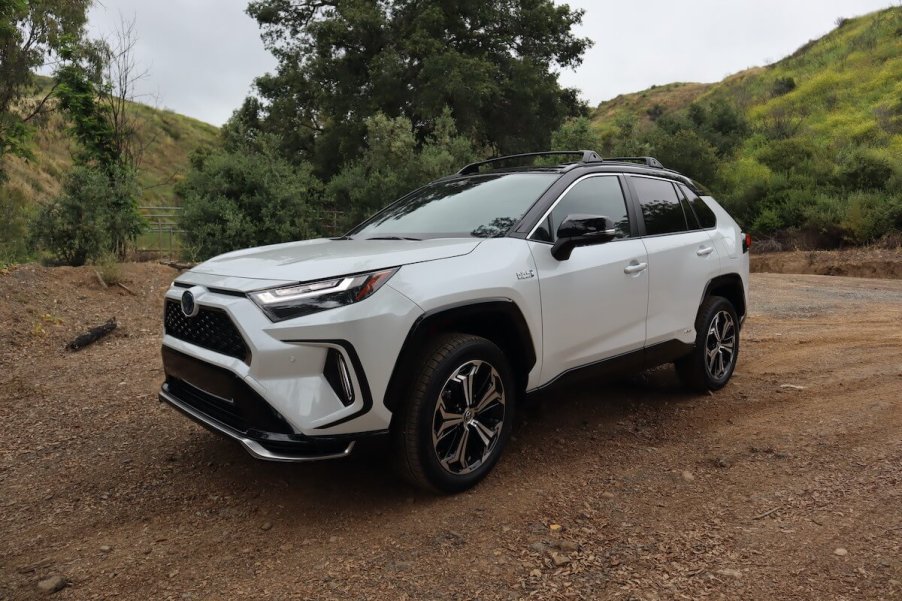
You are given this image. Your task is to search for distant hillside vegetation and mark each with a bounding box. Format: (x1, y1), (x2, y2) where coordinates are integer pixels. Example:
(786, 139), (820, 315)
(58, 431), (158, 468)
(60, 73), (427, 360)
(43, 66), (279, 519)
(1, 76), (218, 208)
(590, 7), (902, 247)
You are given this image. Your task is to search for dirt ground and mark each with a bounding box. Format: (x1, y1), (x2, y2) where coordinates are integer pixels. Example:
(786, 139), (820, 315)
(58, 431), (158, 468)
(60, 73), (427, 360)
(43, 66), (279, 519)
(1, 263), (900, 600)
(751, 247), (902, 279)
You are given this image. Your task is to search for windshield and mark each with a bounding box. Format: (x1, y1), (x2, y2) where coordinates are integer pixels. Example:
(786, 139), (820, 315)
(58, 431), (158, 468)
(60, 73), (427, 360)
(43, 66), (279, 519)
(350, 173), (558, 239)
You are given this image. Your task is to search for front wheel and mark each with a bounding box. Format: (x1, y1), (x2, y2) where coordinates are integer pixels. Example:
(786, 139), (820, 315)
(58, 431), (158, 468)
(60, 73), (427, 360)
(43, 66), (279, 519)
(392, 333), (515, 493)
(676, 296), (740, 392)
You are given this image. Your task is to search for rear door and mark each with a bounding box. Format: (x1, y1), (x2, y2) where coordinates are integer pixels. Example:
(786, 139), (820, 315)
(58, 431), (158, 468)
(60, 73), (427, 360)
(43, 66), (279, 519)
(627, 175), (721, 347)
(528, 174), (649, 382)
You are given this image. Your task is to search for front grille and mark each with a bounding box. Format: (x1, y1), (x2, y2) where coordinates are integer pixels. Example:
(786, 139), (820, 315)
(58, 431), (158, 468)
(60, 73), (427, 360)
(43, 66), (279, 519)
(164, 300), (250, 362)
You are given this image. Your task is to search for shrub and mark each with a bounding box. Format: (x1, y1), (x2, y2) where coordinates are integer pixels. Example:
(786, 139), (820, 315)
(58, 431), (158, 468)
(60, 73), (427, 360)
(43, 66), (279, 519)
(178, 134), (325, 260)
(772, 76), (797, 97)
(0, 186), (32, 264)
(95, 253), (123, 285)
(551, 117), (605, 152)
(29, 166), (143, 266)
(328, 109), (477, 225)
(841, 191), (902, 244)
(835, 148), (895, 191)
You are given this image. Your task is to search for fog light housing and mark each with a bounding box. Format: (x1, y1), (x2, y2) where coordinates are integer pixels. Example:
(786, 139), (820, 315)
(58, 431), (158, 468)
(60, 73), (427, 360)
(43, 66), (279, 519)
(323, 348), (355, 407)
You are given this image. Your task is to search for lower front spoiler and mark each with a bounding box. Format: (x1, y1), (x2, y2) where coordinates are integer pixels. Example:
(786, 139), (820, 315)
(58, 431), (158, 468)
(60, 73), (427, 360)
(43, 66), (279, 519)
(159, 386), (355, 463)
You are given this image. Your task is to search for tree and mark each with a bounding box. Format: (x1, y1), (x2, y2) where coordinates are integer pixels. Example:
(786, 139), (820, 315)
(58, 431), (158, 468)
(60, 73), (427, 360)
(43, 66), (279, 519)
(178, 134), (325, 260)
(29, 18), (148, 263)
(29, 165), (140, 266)
(327, 108), (477, 224)
(243, 0), (591, 177)
(0, 0), (91, 179)
(551, 117), (605, 152)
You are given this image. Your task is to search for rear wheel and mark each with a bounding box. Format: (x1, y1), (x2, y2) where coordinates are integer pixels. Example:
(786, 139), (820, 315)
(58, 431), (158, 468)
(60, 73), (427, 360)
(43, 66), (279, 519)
(392, 333), (515, 493)
(676, 296), (739, 392)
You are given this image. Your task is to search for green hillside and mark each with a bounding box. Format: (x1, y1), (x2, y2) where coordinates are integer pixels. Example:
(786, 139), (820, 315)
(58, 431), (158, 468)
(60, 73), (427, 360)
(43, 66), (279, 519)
(590, 7), (902, 246)
(1, 76), (218, 208)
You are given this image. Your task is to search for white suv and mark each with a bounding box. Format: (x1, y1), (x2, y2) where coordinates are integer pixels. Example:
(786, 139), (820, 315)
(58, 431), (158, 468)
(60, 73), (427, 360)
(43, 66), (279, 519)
(159, 151), (749, 493)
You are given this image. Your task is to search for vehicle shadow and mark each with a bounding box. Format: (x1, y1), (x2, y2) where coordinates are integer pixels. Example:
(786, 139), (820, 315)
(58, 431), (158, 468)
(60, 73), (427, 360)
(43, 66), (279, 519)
(163, 364), (703, 509)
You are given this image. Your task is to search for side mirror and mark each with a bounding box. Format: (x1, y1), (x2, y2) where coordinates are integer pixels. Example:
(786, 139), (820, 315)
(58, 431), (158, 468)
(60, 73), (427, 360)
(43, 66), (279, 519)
(551, 214), (617, 261)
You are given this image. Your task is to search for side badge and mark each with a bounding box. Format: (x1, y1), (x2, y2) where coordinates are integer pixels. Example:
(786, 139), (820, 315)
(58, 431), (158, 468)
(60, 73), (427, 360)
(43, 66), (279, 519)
(516, 269), (536, 280)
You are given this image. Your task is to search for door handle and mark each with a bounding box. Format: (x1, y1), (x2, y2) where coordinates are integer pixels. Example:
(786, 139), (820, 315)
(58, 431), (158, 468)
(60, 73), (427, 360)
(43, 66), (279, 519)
(696, 246), (714, 257)
(624, 262), (648, 275)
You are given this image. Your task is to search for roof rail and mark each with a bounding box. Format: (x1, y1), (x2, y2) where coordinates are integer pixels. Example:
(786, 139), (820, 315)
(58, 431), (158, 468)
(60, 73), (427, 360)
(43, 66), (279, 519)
(457, 150), (602, 175)
(605, 156), (665, 169)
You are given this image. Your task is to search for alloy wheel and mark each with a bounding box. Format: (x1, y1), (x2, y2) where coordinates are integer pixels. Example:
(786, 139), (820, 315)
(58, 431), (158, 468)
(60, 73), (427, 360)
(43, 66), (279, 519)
(705, 310), (736, 380)
(431, 360), (506, 475)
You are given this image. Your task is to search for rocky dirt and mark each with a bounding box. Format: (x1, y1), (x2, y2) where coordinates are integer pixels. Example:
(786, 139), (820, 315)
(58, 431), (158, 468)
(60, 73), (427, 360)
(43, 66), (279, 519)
(1, 264), (900, 600)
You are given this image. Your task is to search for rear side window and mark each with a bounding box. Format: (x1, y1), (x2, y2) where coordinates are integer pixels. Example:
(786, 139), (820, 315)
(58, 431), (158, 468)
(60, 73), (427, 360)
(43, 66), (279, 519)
(679, 184), (717, 229)
(533, 176), (630, 242)
(632, 176), (687, 236)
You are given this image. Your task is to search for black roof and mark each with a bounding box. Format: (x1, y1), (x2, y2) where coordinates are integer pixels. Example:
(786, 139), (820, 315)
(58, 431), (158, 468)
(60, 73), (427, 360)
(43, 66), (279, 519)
(452, 150), (700, 192)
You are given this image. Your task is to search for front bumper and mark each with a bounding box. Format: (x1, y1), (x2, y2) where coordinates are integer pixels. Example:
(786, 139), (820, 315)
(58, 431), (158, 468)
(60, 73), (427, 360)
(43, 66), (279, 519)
(159, 383), (357, 462)
(161, 277), (422, 437)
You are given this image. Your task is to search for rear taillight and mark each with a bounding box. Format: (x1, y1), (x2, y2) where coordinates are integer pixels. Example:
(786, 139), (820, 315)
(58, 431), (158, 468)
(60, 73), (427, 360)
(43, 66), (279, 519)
(742, 233), (751, 253)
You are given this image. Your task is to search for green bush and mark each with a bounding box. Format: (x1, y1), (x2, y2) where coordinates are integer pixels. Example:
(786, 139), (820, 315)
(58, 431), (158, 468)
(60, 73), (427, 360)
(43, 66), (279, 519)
(178, 134), (325, 260)
(30, 166), (143, 266)
(841, 191), (902, 243)
(0, 186), (32, 264)
(328, 109), (477, 225)
(835, 148), (895, 191)
(551, 117), (605, 153)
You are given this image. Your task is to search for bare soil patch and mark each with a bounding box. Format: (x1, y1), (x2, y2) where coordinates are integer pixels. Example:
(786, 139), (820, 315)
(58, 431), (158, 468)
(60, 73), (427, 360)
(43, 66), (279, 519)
(752, 247), (902, 279)
(1, 264), (900, 600)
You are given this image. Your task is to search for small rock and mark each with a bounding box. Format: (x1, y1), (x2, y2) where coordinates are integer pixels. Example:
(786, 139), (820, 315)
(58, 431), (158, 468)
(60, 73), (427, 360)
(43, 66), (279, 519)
(549, 524), (562, 532)
(37, 575), (67, 594)
(716, 568), (742, 578)
(260, 521), (272, 531)
(99, 545), (112, 553)
(558, 540), (579, 553)
(834, 548), (848, 556)
(529, 569), (542, 578)
(329, 535), (338, 544)
(550, 552), (570, 567)
(601, 492), (615, 499)
(681, 470), (695, 482)
(779, 384), (806, 390)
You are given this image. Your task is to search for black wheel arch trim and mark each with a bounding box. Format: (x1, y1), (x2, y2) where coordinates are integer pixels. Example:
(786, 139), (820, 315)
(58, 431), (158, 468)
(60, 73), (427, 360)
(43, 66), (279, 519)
(701, 274), (747, 323)
(384, 297), (537, 413)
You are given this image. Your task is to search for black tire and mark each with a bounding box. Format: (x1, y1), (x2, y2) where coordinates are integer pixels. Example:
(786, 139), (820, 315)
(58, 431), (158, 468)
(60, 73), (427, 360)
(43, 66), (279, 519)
(392, 333), (516, 493)
(676, 295), (740, 392)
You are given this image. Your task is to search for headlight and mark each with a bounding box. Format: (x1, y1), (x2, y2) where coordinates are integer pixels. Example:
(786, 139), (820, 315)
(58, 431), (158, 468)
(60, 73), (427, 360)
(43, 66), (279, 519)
(249, 268), (399, 322)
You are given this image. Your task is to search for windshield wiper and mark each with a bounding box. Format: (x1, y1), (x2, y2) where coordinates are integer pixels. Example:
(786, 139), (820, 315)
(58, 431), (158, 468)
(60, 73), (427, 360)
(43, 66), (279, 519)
(364, 236), (422, 241)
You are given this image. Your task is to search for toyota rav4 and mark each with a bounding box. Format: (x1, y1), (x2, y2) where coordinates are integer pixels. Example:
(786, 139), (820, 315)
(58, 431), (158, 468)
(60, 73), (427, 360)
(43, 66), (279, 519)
(159, 151), (750, 493)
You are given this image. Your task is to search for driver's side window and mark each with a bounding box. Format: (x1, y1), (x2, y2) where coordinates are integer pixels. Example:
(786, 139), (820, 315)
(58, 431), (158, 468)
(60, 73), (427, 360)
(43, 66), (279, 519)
(533, 176), (630, 242)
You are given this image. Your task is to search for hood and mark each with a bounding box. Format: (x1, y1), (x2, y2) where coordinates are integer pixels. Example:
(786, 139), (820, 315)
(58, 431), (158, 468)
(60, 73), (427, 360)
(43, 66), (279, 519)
(183, 237), (482, 291)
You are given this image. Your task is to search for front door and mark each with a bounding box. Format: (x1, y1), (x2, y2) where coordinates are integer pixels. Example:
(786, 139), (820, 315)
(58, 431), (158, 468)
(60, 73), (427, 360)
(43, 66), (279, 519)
(528, 175), (649, 384)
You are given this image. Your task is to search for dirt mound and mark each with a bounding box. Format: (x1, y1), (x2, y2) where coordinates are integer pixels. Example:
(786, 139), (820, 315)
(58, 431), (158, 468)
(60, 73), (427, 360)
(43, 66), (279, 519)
(751, 248), (902, 279)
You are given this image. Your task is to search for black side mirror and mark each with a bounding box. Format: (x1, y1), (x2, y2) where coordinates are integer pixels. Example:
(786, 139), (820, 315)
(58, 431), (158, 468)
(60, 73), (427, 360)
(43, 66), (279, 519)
(551, 214), (617, 261)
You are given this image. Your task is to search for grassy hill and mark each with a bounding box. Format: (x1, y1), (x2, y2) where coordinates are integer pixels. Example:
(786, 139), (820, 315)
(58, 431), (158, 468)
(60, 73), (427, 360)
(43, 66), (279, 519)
(1, 76), (218, 208)
(589, 7), (902, 246)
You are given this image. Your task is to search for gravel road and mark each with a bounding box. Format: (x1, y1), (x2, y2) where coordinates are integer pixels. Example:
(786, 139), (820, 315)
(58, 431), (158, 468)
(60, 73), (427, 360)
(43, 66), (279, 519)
(1, 265), (900, 600)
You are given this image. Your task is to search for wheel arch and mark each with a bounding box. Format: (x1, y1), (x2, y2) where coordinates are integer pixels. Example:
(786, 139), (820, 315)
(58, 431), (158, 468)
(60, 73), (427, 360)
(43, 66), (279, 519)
(383, 299), (537, 414)
(702, 274), (746, 324)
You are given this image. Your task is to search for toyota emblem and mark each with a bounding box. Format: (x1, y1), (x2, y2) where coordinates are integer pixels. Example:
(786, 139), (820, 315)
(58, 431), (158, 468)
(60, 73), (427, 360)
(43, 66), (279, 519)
(180, 290), (199, 317)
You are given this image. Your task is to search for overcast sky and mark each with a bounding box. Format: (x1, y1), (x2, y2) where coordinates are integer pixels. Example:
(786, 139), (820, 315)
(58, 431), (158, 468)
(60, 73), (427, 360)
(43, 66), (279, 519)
(86, 0), (896, 127)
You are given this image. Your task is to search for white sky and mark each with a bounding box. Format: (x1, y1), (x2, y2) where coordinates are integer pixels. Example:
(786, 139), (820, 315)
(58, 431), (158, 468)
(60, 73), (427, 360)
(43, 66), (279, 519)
(85, 0), (897, 126)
